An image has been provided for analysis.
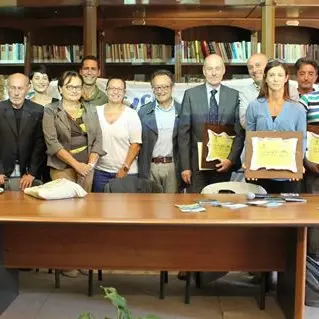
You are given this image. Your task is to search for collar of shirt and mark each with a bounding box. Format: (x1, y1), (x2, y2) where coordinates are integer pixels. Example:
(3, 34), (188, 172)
(155, 99), (175, 112)
(83, 85), (99, 101)
(206, 82), (221, 106)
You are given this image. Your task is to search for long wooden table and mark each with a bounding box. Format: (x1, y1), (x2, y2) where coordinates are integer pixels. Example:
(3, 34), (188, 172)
(1, 192), (319, 318)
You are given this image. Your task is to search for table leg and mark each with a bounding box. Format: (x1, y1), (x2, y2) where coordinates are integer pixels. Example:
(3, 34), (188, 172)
(278, 227), (307, 319)
(0, 225), (18, 315)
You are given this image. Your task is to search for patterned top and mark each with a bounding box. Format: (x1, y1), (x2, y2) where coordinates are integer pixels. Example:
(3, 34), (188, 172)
(300, 91), (319, 125)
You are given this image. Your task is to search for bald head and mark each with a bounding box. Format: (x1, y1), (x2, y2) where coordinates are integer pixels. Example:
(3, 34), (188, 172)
(203, 54), (225, 87)
(7, 73), (30, 109)
(247, 53), (268, 85)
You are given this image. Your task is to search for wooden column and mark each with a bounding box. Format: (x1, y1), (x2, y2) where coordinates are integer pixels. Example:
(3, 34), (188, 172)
(24, 31), (32, 76)
(261, 0), (275, 58)
(174, 30), (182, 83)
(98, 30), (105, 78)
(83, 0), (97, 56)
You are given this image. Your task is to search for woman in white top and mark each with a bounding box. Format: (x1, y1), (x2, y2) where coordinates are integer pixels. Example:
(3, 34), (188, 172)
(93, 78), (142, 192)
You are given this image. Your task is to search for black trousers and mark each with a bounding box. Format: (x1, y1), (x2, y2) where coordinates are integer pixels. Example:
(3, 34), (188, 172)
(248, 179), (302, 194)
(187, 169), (232, 193)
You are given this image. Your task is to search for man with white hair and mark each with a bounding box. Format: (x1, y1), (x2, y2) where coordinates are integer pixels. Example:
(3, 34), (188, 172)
(0, 73), (45, 190)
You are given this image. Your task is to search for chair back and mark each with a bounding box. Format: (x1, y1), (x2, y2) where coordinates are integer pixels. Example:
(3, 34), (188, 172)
(104, 175), (163, 193)
(201, 181), (267, 195)
(4, 178), (43, 191)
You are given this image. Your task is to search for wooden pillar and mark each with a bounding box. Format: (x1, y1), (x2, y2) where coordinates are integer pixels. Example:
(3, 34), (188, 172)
(261, 0), (275, 59)
(175, 30), (182, 83)
(24, 31), (32, 76)
(98, 30), (105, 77)
(83, 0), (97, 56)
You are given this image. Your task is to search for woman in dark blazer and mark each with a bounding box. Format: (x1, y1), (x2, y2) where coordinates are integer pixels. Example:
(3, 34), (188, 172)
(43, 71), (105, 193)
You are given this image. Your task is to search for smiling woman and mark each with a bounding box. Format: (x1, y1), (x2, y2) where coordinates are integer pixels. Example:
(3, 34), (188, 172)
(245, 59), (307, 193)
(92, 77), (142, 192)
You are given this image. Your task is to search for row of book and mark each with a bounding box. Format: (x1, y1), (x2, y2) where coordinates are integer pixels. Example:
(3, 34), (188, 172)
(275, 44), (319, 63)
(0, 43), (25, 64)
(182, 40), (259, 64)
(33, 45), (84, 63)
(105, 43), (174, 63)
(0, 42), (318, 65)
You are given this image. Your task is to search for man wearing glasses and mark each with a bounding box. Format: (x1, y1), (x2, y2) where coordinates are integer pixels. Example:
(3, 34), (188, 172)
(79, 55), (108, 106)
(0, 73), (45, 190)
(138, 70), (182, 193)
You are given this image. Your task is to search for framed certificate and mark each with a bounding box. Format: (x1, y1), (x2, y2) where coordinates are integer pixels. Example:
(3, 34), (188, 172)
(201, 124), (235, 169)
(306, 125), (319, 164)
(245, 131), (303, 179)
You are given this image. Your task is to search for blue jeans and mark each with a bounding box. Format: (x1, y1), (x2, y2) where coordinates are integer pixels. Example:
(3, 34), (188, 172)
(92, 169), (116, 193)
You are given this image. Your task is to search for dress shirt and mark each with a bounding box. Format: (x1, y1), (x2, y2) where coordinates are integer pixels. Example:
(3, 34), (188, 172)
(152, 100), (175, 158)
(206, 82), (220, 109)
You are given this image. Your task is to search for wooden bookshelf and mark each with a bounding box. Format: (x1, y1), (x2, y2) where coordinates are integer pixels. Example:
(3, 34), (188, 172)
(0, 28), (25, 74)
(102, 25), (175, 81)
(0, 3), (318, 82)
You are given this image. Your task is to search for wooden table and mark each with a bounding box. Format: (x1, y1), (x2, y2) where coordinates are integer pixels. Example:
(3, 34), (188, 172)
(1, 192), (319, 319)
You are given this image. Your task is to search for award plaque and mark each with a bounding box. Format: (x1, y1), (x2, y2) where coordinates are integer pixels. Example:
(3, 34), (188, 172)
(201, 124), (235, 169)
(245, 131), (303, 179)
(306, 125), (319, 164)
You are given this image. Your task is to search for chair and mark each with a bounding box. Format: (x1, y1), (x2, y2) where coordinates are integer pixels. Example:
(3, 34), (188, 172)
(201, 181), (267, 195)
(184, 181), (268, 309)
(86, 175), (164, 297)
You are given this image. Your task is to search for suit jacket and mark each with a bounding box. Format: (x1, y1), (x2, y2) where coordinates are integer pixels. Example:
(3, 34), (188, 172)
(0, 99), (45, 178)
(138, 100), (182, 184)
(43, 100), (106, 170)
(178, 83), (244, 172)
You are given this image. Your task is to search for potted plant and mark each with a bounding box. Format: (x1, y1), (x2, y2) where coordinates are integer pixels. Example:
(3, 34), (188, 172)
(78, 287), (160, 319)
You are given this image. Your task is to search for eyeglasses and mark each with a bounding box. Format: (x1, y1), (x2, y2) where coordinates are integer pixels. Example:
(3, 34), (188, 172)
(107, 87), (125, 92)
(64, 85), (83, 92)
(152, 85), (171, 92)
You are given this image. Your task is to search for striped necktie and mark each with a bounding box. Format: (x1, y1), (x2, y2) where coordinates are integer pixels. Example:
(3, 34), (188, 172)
(209, 89), (218, 124)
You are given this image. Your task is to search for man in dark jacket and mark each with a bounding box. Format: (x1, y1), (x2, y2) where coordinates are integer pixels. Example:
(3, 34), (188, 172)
(138, 70), (181, 193)
(0, 73), (45, 190)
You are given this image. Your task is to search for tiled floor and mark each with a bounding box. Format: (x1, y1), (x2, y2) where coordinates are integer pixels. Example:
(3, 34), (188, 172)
(1, 270), (319, 319)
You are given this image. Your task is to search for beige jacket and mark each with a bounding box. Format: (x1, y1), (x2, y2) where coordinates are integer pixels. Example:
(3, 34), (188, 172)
(43, 100), (106, 170)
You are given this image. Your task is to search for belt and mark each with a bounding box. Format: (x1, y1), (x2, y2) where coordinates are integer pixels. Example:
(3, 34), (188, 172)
(152, 157), (173, 164)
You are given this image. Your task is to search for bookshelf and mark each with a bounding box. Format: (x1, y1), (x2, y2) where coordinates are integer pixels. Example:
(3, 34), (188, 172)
(179, 26), (255, 82)
(0, 28), (25, 74)
(31, 26), (83, 79)
(275, 26), (319, 63)
(102, 25), (175, 81)
(0, 4), (318, 82)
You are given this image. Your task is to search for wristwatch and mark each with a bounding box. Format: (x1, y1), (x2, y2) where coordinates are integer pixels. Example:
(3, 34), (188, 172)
(122, 163), (130, 172)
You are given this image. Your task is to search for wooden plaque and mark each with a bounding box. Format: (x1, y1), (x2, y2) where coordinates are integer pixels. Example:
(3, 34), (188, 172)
(245, 131), (303, 179)
(307, 125), (319, 135)
(201, 124), (235, 169)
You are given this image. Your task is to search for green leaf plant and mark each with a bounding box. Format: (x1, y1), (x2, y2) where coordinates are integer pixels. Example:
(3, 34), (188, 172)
(78, 286), (160, 319)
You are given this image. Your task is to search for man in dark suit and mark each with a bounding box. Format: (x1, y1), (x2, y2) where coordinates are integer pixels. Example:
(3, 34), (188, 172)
(0, 73), (45, 190)
(178, 54), (244, 193)
(138, 70), (182, 193)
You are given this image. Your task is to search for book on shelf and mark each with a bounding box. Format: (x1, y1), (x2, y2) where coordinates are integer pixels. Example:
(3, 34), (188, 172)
(0, 43), (24, 64)
(105, 43), (174, 64)
(275, 44), (319, 63)
(181, 40), (261, 64)
(32, 45), (83, 63)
